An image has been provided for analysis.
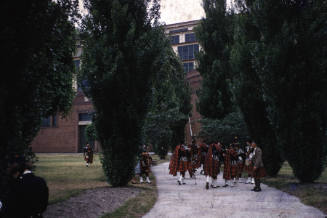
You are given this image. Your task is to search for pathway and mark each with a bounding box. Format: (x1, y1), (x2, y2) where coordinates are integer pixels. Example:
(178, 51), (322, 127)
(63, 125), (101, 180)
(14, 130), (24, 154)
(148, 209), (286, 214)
(144, 162), (326, 218)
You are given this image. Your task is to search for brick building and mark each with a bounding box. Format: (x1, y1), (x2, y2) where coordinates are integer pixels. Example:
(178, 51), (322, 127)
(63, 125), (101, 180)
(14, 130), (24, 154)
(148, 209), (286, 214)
(31, 20), (203, 152)
(30, 41), (100, 153)
(164, 20), (203, 144)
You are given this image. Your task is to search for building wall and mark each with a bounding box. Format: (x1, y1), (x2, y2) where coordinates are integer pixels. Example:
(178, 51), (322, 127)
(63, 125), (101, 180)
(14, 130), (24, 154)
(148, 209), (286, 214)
(31, 20), (203, 152)
(31, 91), (96, 153)
(165, 20), (203, 145)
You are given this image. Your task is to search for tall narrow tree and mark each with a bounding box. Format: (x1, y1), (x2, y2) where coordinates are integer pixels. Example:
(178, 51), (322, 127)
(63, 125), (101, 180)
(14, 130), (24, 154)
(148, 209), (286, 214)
(0, 0), (77, 196)
(196, 0), (235, 120)
(81, 0), (164, 186)
(249, 0), (327, 182)
(230, 4), (284, 176)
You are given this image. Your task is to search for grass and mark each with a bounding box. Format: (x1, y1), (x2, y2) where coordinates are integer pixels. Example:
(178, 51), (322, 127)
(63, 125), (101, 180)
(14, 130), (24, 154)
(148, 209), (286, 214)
(102, 154), (170, 218)
(264, 162), (327, 214)
(101, 173), (158, 218)
(34, 153), (169, 217)
(34, 153), (108, 204)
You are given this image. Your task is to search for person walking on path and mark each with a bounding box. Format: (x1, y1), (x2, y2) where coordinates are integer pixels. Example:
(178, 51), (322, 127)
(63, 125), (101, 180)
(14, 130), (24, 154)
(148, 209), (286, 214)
(139, 149), (152, 184)
(169, 142), (191, 185)
(83, 143), (93, 167)
(251, 141), (266, 192)
(244, 139), (255, 184)
(204, 142), (223, 189)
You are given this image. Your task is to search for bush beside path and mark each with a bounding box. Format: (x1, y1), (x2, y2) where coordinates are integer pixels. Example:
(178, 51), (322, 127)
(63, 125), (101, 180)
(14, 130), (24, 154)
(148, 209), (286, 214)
(144, 162), (326, 218)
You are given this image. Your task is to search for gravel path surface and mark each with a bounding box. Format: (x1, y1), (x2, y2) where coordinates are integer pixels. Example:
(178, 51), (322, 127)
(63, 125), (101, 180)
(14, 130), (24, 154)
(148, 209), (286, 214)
(44, 187), (140, 218)
(144, 162), (326, 218)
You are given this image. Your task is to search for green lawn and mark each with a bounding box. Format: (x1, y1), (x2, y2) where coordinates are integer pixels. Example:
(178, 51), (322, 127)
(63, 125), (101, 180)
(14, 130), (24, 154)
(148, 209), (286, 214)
(34, 153), (108, 204)
(34, 153), (167, 217)
(264, 162), (327, 214)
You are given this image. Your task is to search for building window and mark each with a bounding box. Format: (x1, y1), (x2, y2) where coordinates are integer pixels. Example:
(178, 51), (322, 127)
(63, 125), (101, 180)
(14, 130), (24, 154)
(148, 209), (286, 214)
(177, 44), (199, 61)
(41, 117), (51, 127)
(183, 62), (194, 73)
(185, 33), (196, 43)
(79, 113), (93, 121)
(78, 79), (89, 92)
(74, 60), (80, 72)
(41, 115), (58, 128)
(169, 28), (188, 34)
(170, 35), (180, 44)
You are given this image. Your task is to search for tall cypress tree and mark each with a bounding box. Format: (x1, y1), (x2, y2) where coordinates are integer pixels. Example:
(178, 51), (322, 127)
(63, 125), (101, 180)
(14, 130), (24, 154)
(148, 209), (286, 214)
(249, 0), (327, 182)
(81, 0), (163, 186)
(196, 0), (234, 120)
(230, 4), (284, 176)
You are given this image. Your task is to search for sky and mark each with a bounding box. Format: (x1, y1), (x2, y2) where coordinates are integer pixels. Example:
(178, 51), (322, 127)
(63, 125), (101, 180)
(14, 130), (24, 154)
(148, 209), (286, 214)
(159, 0), (205, 24)
(78, 0), (206, 25)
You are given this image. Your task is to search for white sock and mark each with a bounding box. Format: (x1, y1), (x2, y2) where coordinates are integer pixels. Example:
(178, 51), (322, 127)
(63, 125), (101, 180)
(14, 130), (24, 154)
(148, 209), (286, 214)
(140, 177), (144, 183)
(206, 176), (210, 183)
(146, 177), (151, 183)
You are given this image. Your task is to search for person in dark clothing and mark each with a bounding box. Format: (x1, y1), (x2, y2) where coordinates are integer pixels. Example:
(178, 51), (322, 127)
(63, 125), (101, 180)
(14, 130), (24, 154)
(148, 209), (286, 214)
(1, 159), (49, 218)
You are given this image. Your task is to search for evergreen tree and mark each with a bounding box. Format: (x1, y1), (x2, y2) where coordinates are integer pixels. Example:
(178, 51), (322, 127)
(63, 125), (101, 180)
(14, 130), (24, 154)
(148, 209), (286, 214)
(248, 0), (327, 182)
(196, 0), (235, 119)
(143, 33), (191, 159)
(230, 3), (284, 176)
(0, 0), (77, 197)
(81, 0), (164, 186)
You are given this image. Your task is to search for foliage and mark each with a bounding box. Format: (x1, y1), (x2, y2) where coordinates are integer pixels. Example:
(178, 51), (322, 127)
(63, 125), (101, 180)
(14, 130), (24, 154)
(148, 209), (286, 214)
(85, 123), (97, 144)
(80, 0), (165, 186)
(199, 112), (248, 145)
(247, 0), (327, 182)
(142, 31), (191, 159)
(195, 0), (235, 120)
(230, 5), (284, 176)
(0, 0), (77, 197)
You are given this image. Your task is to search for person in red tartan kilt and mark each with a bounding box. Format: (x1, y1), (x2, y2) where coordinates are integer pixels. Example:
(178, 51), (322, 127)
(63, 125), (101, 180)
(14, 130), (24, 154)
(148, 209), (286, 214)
(199, 143), (209, 174)
(188, 140), (200, 179)
(169, 142), (191, 185)
(222, 144), (238, 187)
(244, 139), (255, 184)
(140, 150), (152, 184)
(204, 142), (223, 189)
(235, 143), (245, 184)
(251, 141), (266, 192)
(83, 143), (93, 167)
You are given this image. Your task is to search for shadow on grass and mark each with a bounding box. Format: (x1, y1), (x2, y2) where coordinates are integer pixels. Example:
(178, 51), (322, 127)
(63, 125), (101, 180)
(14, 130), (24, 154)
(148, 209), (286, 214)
(264, 162), (327, 214)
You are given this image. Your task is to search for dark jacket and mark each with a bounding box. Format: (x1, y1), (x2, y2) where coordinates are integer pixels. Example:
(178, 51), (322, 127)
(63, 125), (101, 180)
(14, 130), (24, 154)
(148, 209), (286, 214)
(3, 172), (49, 218)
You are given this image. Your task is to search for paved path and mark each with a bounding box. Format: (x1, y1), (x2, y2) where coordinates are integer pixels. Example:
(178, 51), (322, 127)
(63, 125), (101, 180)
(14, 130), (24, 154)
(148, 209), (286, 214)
(144, 162), (326, 218)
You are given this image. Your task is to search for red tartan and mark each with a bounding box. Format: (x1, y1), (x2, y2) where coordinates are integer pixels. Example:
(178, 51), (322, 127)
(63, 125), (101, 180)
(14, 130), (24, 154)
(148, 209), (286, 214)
(199, 143), (208, 165)
(237, 163), (244, 175)
(178, 160), (190, 172)
(223, 151), (231, 180)
(204, 144), (221, 178)
(230, 164), (238, 178)
(169, 145), (180, 176)
(253, 167), (266, 179)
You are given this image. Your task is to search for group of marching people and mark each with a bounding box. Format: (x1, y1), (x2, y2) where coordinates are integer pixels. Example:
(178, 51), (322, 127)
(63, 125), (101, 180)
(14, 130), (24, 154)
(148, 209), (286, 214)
(169, 137), (266, 192)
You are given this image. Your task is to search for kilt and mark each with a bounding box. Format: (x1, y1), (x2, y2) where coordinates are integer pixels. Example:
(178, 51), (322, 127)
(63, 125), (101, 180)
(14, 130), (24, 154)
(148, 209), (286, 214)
(230, 164), (238, 178)
(244, 163), (253, 174)
(178, 160), (190, 172)
(205, 159), (220, 178)
(237, 162), (244, 174)
(253, 167), (266, 179)
(200, 154), (206, 165)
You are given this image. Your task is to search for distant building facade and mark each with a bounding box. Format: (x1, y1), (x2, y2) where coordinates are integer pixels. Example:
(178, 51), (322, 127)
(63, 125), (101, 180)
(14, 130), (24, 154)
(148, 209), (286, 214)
(31, 41), (99, 153)
(164, 20), (203, 144)
(31, 20), (203, 152)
